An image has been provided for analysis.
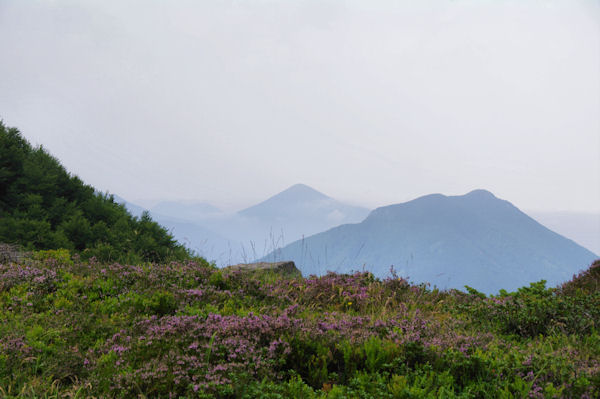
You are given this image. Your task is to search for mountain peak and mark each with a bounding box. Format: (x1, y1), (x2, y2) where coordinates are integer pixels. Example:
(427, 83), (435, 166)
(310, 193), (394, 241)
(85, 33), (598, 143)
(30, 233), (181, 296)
(463, 189), (496, 199)
(238, 183), (368, 226)
(257, 184), (330, 205)
(367, 189), (505, 221)
(280, 184), (329, 199)
(263, 189), (598, 294)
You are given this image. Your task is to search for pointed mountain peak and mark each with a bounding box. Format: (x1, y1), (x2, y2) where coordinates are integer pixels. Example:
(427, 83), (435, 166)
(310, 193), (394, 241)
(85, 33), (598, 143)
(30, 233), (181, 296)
(239, 184), (332, 217)
(277, 184), (329, 201)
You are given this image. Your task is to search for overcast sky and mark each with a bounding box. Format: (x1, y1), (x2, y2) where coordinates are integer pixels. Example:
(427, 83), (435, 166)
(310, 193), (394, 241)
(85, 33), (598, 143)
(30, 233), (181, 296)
(1, 0), (598, 212)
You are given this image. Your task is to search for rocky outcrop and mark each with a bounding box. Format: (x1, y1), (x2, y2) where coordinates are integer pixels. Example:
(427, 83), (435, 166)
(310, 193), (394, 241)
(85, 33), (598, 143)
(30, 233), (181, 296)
(225, 261), (301, 278)
(0, 243), (26, 263)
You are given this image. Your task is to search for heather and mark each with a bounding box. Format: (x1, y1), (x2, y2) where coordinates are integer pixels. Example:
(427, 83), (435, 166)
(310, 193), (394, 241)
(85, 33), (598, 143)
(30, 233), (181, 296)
(0, 253), (598, 398)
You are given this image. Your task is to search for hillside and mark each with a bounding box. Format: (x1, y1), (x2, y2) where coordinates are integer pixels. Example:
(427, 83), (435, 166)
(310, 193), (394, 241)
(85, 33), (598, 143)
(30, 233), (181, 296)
(262, 190), (598, 294)
(0, 122), (191, 263)
(1, 121), (598, 398)
(0, 254), (598, 397)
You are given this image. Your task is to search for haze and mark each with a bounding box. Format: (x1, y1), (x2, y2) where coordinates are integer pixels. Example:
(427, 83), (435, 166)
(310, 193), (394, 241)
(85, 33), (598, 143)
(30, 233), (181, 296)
(0, 0), (598, 214)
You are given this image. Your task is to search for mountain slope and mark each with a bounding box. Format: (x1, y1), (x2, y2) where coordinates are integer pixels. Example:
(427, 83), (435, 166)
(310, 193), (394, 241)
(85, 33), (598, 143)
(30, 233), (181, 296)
(262, 190), (598, 293)
(0, 121), (190, 263)
(528, 211), (600, 255)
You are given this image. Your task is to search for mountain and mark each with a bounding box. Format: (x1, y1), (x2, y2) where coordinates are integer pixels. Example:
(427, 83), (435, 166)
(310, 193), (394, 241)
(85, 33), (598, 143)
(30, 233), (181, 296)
(112, 194), (147, 218)
(528, 211), (600, 255)
(112, 196), (239, 264)
(261, 189), (598, 294)
(240, 184), (333, 218)
(234, 183), (370, 245)
(131, 184), (371, 266)
(150, 201), (222, 222)
(149, 215), (241, 265)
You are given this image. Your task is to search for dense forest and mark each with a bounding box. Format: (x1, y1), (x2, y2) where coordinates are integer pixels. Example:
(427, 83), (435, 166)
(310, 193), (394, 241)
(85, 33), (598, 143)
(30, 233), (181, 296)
(0, 121), (191, 263)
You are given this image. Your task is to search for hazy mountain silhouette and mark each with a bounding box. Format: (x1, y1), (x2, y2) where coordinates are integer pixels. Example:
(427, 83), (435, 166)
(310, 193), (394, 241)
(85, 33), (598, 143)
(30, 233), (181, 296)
(261, 190), (598, 294)
(113, 185), (369, 266)
(112, 195), (239, 264)
(236, 184), (370, 243)
(150, 201), (223, 223)
(150, 215), (241, 265)
(240, 184), (332, 218)
(112, 194), (147, 218)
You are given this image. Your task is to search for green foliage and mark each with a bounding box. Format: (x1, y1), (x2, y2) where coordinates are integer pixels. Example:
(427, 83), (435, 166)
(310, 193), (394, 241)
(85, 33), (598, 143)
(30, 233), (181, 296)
(559, 259), (600, 295)
(0, 121), (192, 263)
(34, 248), (74, 266)
(464, 285), (486, 299)
(145, 290), (178, 315)
(0, 245), (598, 397)
(239, 374), (317, 399)
(462, 279), (600, 337)
(209, 270), (227, 290)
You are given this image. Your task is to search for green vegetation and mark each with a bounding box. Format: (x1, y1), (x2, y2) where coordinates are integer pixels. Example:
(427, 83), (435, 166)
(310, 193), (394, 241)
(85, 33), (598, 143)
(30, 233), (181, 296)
(1, 121), (598, 397)
(0, 254), (598, 398)
(0, 121), (190, 263)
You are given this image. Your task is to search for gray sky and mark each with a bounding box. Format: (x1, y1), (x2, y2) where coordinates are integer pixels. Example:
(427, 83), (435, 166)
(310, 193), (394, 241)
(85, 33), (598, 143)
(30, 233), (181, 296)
(1, 0), (599, 212)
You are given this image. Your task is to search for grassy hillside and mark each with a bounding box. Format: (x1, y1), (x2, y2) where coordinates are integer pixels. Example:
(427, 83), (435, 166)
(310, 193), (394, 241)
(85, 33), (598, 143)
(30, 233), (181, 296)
(1, 252), (598, 398)
(0, 121), (191, 263)
(1, 121), (598, 397)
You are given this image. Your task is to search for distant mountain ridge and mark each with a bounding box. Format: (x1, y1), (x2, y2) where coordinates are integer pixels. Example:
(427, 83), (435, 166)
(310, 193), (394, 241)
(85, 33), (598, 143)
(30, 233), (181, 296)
(151, 201), (222, 222)
(112, 195), (239, 264)
(261, 189), (598, 294)
(112, 195), (147, 218)
(114, 184), (370, 266)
